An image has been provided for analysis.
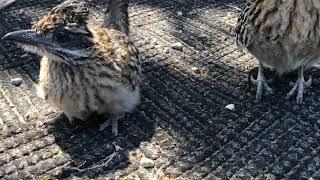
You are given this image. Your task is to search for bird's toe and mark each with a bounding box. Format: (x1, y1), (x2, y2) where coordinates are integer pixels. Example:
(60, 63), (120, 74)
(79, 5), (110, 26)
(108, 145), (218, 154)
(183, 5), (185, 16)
(296, 94), (304, 104)
(306, 76), (312, 87)
(99, 120), (111, 131)
(286, 78), (310, 103)
(263, 82), (274, 95)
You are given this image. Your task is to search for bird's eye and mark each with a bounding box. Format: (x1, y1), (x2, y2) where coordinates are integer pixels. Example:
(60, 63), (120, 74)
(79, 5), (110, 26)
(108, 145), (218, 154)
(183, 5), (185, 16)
(52, 28), (92, 49)
(55, 31), (71, 42)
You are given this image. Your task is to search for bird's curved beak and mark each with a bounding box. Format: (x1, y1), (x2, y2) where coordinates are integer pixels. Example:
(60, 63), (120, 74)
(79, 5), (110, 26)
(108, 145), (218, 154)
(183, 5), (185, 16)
(2, 29), (57, 50)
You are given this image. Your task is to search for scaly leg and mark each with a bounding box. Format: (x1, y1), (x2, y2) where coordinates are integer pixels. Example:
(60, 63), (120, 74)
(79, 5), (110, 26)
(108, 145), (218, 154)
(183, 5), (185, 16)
(251, 62), (274, 102)
(285, 66), (312, 104)
(99, 113), (125, 136)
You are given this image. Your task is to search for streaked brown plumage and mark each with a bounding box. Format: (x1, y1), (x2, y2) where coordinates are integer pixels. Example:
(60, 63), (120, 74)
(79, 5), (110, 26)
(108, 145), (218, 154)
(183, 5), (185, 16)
(236, 0), (320, 103)
(2, 0), (141, 135)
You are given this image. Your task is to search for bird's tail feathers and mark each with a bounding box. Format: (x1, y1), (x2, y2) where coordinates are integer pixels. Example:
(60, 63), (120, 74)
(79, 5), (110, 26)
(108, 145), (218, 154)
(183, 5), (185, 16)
(103, 0), (129, 35)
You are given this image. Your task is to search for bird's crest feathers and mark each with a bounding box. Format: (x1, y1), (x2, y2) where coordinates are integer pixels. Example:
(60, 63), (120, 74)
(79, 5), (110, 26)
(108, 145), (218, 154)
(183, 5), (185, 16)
(34, 0), (89, 32)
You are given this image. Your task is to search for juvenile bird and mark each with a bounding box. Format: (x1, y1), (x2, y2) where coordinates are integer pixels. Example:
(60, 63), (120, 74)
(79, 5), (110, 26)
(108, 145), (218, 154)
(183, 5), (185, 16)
(235, 0), (320, 103)
(2, 0), (141, 136)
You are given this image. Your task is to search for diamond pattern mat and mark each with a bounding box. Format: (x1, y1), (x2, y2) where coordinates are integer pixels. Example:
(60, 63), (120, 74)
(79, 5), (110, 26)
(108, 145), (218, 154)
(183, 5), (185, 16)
(0, 0), (319, 179)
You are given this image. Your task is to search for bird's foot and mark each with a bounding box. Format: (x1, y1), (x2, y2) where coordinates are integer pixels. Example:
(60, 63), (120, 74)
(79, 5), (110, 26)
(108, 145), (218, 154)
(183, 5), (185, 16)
(36, 113), (65, 128)
(99, 120), (111, 132)
(251, 75), (274, 102)
(99, 113), (125, 136)
(286, 76), (312, 104)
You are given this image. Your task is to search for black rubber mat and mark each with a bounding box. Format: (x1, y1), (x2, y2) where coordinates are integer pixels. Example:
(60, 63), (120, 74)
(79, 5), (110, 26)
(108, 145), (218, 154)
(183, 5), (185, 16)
(0, 0), (319, 179)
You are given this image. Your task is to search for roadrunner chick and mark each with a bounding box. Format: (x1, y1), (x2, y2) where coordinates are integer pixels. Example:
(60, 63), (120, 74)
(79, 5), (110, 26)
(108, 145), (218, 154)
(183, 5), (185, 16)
(236, 0), (320, 103)
(2, 0), (141, 136)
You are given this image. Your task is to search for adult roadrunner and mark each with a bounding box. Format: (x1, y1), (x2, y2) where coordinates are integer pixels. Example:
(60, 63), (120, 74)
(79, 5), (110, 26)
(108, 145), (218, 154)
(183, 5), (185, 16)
(2, 0), (141, 136)
(236, 0), (320, 103)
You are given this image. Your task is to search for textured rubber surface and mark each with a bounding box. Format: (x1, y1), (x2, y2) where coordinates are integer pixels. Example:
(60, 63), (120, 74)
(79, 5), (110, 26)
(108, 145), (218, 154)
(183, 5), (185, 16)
(0, 0), (319, 179)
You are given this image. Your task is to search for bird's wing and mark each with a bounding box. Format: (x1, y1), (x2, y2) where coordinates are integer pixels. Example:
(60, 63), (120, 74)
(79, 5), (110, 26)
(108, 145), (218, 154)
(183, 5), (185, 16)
(235, 0), (257, 50)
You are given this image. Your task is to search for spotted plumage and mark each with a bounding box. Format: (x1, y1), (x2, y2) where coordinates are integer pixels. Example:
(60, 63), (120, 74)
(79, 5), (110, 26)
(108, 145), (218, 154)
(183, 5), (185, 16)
(2, 0), (141, 135)
(235, 0), (320, 103)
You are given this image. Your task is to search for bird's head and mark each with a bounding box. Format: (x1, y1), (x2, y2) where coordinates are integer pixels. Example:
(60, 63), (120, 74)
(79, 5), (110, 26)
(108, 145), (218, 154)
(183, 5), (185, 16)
(2, 0), (94, 64)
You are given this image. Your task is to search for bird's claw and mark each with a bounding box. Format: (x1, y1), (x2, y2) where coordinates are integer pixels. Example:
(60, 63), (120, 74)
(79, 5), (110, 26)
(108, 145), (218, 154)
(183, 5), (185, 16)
(99, 113), (124, 136)
(36, 118), (55, 128)
(36, 113), (66, 128)
(306, 76), (312, 86)
(286, 76), (311, 104)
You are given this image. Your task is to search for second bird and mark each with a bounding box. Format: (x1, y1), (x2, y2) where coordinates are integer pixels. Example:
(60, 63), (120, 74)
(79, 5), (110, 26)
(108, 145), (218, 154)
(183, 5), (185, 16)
(236, 0), (320, 103)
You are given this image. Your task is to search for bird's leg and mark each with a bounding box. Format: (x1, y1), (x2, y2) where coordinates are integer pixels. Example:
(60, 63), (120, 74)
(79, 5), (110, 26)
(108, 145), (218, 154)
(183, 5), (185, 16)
(111, 117), (119, 136)
(286, 66), (312, 103)
(99, 113), (125, 136)
(251, 61), (274, 102)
